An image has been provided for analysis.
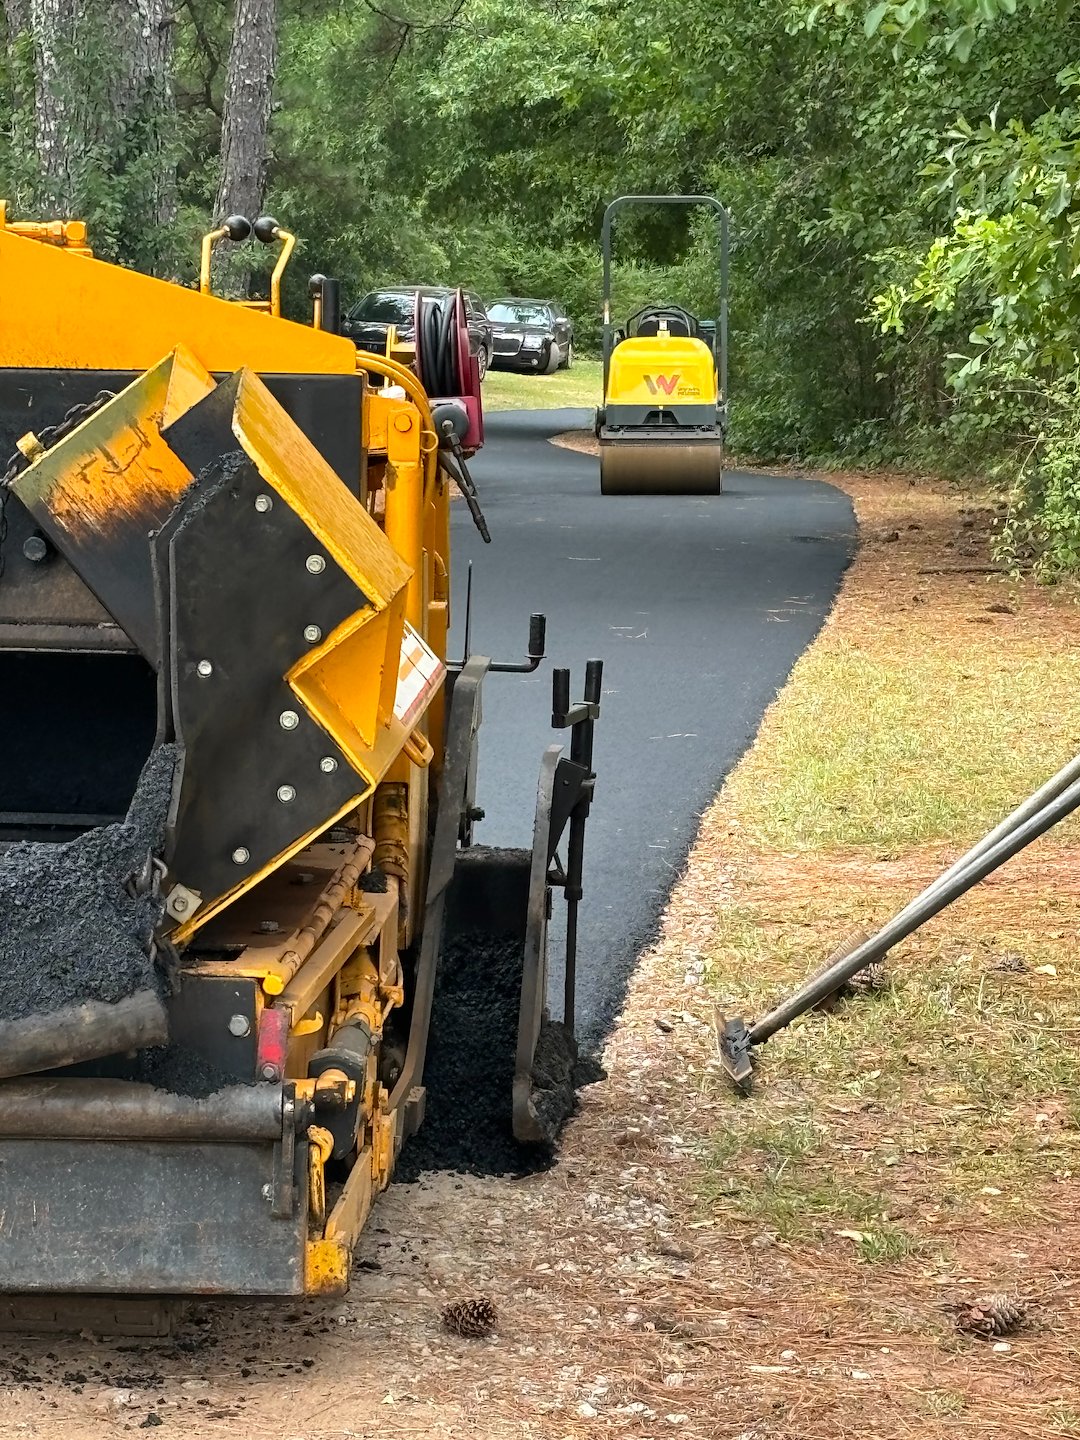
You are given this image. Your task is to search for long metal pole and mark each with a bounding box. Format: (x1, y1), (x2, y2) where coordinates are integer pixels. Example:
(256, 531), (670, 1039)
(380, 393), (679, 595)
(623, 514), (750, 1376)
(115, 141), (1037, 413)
(601, 207), (614, 397)
(785, 747), (1080, 1000)
(922, 748), (1080, 902)
(719, 209), (729, 420)
(750, 769), (1080, 1044)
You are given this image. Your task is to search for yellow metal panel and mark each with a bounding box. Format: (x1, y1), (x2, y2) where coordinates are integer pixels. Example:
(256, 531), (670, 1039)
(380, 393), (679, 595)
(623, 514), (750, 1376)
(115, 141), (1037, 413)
(11, 348), (214, 543)
(0, 228), (358, 375)
(224, 372), (446, 770)
(366, 391), (391, 453)
(304, 1239), (351, 1296)
(226, 369), (441, 791)
(384, 401), (426, 632)
(607, 333), (718, 407)
(230, 368), (412, 609)
(288, 608), (396, 758)
(163, 346), (218, 426)
(325, 1144), (375, 1246)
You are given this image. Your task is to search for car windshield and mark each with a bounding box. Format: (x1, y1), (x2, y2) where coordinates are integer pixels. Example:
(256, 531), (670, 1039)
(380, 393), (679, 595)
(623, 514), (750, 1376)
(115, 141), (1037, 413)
(488, 302), (552, 325)
(352, 291), (416, 324)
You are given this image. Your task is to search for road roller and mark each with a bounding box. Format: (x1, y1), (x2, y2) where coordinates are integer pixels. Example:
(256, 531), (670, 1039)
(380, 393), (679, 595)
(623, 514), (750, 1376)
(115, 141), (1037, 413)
(596, 194), (730, 496)
(0, 205), (601, 1328)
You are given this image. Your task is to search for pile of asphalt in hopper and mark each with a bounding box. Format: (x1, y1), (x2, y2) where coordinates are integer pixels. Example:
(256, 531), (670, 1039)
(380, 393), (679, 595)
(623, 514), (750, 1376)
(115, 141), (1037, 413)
(397, 931), (590, 1181)
(0, 744), (178, 1022)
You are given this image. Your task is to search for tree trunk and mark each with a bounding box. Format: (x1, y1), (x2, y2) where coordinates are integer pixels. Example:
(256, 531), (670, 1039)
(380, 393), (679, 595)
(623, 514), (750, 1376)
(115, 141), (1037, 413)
(28, 0), (80, 211)
(116, 0), (177, 233)
(216, 0), (278, 227)
(24, 0), (176, 268)
(2, 0), (29, 34)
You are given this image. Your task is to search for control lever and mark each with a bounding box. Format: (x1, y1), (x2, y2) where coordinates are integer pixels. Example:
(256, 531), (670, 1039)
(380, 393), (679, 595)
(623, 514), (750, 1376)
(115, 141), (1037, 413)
(552, 657), (602, 726)
(490, 612), (547, 673)
(450, 566), (546, 675)
(439, 420), (490, 543)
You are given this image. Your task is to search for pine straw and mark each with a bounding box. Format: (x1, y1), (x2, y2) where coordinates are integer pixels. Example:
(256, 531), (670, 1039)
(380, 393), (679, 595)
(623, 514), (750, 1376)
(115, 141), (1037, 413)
(624, 462), (1080, 1437)
(550, 429), (599, 457)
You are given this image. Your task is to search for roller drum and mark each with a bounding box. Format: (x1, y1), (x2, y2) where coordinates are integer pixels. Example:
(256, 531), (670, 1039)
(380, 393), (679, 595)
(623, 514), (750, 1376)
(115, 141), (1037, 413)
(599, 439), (723, 496)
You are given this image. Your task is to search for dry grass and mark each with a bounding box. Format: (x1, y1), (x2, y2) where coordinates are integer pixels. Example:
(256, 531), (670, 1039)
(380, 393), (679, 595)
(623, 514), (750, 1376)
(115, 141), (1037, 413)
(551, 428), (600, 455)
(664, 463), (1080, 1436)
(726, 476), (1080, 850)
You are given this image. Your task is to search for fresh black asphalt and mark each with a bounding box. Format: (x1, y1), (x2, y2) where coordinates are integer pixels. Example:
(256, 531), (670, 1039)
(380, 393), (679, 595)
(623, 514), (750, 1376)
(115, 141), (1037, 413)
(450, 407), (855, 1042)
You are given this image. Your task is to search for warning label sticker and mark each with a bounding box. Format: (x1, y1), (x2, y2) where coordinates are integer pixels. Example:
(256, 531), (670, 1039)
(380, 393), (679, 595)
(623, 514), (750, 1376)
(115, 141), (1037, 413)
(394, 625), (446, 729)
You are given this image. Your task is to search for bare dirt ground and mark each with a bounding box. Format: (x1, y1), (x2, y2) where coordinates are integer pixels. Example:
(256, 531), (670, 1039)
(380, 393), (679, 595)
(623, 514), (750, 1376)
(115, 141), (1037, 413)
(4, 456), (1080, 1439)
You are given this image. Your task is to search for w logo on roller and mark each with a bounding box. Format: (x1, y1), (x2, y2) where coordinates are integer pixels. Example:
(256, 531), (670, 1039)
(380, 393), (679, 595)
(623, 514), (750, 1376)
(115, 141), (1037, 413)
(643, 374), (680, 396)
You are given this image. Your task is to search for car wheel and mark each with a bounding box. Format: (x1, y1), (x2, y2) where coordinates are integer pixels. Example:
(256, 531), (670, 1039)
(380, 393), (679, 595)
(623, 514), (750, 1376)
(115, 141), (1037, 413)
(543, 343), (560, 376)
(561, 341), (574, 371)
(477, 345), (490, 381)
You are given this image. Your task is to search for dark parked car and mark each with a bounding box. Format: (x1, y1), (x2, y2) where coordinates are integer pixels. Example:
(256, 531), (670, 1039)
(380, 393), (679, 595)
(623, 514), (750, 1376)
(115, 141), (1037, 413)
(342, 287), (495, 378)
(487, 298), (574, 374)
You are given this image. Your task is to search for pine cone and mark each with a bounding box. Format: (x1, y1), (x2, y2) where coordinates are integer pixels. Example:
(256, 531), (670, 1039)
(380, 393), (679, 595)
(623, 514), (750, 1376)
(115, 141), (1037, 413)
(441, 1296), (497, 1339)
(951, 1292), (1027, 1338)
(812, 930), (879, 1011)
(842, 962), (888, 998)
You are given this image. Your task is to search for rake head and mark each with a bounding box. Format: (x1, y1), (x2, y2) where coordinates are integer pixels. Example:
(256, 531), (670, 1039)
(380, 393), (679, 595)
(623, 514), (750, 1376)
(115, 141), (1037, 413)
(717, 1016), (754, 1094)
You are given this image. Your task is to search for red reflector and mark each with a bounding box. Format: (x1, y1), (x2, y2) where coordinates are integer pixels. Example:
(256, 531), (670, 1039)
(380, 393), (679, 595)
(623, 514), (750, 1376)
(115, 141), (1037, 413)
(257, 1007), (289, 1082)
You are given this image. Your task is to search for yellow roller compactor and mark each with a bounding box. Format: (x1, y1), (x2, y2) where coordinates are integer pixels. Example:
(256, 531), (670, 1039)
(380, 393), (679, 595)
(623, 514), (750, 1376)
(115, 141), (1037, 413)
(597, 195), (730, 496)
(0, 207), (601, 1328)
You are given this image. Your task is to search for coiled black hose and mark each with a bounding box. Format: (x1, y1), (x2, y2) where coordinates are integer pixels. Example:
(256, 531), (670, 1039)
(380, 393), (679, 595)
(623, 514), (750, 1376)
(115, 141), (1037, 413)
(418, 293), (461, 399)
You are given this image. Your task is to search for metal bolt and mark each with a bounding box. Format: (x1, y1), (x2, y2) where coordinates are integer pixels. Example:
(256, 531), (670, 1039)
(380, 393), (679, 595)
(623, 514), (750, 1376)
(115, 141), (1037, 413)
(260, 1065), (280, 1085)
(228, 1014), (251, 1038)
(319, 756), (338, 774)
(22, 534), (48, 564)
(254, 494), (273, 513)
(306, 554), (326, 575)
(232, 847), (250, 865)
(279, 710), (299, 731)
(277, 784), (296, 803)
(304, 624), (322, 644)
(172, 895), (190, 914)
(196, 659), (213, 678)
(259, 919), (280, 934)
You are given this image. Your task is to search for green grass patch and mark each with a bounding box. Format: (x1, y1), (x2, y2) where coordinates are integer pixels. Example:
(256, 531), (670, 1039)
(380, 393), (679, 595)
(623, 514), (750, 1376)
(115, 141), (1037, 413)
(725, 636), (1080, 851)
(700, 1112), (919, 1256)
(918, 1391), (969, 1419)
(704, 901), (1080, 1223)
(482, 359), (601, 412)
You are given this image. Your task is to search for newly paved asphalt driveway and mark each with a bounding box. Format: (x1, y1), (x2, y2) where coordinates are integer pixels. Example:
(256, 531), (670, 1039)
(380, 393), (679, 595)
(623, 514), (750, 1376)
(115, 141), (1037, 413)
(451, 408), (855, 1038)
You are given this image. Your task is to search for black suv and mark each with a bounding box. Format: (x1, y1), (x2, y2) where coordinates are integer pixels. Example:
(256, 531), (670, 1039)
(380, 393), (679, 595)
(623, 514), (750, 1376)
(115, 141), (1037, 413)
(342, 287), (495, 378)
(487, 298), (574, 374)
